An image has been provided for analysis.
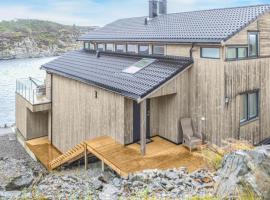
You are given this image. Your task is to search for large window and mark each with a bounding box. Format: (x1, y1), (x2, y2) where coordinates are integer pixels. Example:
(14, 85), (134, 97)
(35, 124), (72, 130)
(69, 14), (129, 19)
(106, 44), (114, 52)
(153, 45), (165, 55)
(89, 43), (95, 50)
(97, 44), (105, 51)
(227, 47), (248, 60)
(116, 44), (126, 53)
(240, 91), (259, 123)
(248, 32), (259, 57)
(127, 44), (137, 53)
(138, 44), (149, 54)
(201, 48), (220, 59)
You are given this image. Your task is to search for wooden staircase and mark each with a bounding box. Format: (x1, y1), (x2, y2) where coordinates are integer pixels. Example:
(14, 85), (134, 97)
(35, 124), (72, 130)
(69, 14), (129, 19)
(49, 142), (86, 170)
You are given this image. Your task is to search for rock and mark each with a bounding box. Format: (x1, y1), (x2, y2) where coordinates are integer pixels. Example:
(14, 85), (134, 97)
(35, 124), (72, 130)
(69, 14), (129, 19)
(0, 190), (22, 199)
(112, 177), (121, 187)
(215, 145), (270, 199)
(99, 185), (119, 200)
(5, 173), (34, 191)
(92, 179), (103, 190)
(165, 170), (178, 180)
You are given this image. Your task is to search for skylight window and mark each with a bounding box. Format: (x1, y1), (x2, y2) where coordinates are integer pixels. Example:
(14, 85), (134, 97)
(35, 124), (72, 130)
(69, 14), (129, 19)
(122, 58), (156, 74)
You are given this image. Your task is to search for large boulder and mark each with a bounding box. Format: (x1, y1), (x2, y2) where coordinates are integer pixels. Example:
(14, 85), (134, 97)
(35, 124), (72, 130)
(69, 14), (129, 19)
(0, 158), (34, 191)
(215, 145), (270, 199)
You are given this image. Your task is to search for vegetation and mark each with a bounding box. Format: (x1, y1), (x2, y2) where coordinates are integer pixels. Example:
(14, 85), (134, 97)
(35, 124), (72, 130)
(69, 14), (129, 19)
(0, 19), (97, 59)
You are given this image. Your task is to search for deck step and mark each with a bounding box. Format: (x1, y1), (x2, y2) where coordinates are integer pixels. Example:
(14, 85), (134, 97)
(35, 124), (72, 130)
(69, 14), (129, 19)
(49, 142), (86, 170)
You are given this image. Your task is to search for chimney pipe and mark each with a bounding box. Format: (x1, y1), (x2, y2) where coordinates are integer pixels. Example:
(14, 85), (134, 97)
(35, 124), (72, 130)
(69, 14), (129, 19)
(159, 0), (167, 15)
(149, 0), (167, 19)
(149, 0), (158, 18)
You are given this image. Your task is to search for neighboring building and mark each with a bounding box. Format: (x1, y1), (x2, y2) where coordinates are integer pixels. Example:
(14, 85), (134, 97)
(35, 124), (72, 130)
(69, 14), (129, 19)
(16, 2), (270, 156)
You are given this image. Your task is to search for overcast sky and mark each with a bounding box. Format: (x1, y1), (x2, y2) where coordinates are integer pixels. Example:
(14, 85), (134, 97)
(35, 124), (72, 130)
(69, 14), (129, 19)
(0, 0), (269, 26)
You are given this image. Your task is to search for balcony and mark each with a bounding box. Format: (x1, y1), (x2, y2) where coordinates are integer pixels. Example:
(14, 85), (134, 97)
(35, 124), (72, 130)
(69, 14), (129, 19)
(16, 77), (51, 112)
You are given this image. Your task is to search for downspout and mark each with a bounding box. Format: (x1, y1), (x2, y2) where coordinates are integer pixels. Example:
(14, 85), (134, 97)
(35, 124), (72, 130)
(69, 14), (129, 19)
(50, 74), (53, 145)
(189, 43), (195, 58)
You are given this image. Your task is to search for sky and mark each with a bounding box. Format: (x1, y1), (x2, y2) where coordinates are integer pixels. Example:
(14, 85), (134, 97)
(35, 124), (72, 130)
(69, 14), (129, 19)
(0, 0), (269, 26)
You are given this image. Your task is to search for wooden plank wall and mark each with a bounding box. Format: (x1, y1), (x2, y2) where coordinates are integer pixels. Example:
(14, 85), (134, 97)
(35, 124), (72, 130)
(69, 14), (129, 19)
(16, 94), (49, 140)
(51, 74), (125, 152)
(258, 12), (270, 57)
(149, 70), (190, 144)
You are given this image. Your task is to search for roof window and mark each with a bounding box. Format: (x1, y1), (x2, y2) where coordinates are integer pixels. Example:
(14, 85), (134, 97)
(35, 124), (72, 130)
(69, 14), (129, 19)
(122, 58), (156, 74)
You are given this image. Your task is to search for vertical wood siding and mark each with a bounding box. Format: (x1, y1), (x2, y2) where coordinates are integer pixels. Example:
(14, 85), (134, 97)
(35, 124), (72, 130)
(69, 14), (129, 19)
(52, 75), (125, 152)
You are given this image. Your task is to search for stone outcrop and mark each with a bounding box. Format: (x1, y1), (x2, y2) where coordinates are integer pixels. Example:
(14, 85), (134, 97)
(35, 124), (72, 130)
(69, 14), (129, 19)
(0, 19), (97, 60)
(215, 145), (270, 199)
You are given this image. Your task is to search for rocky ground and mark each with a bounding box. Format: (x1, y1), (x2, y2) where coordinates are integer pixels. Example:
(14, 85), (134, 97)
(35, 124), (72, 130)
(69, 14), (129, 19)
(0, 130), (269, 200)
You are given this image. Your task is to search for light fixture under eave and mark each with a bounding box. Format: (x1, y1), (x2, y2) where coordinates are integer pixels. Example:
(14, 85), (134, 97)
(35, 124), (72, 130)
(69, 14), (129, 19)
(122, 58), (156, 74)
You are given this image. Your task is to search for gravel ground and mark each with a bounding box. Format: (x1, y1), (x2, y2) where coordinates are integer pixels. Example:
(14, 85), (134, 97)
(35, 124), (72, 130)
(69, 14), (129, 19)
(0, 133), (33, 160)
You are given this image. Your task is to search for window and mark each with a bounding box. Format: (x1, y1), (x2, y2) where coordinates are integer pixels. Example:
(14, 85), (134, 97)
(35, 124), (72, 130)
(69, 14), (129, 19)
(201, 48), (220, 59)
(89, 43), (95, 50)
(116, 44), (126, 53)
(127, 44), (137, 53)
(106, 44), (114, 52)
(84, 42), (90, 50)
(122, 58), (156, 74)
(139, 44), (149, 54)
(227, 47), (248, 60)
(240, 91), (259, 123)
(248, 32), (259, 57)
(97, 44), (105, 51)
(153, 45), (165, 55)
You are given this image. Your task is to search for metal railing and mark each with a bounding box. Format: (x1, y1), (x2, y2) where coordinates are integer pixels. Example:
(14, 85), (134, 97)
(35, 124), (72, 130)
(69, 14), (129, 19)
(16, 77), (50, 105)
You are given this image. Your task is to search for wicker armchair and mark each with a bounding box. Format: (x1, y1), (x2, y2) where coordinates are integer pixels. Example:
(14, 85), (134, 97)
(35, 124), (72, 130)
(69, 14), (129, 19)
(181, 118), (203, 152)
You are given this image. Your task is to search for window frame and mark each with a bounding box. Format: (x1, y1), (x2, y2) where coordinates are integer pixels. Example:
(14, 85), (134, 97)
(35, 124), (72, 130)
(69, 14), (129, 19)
(106, 43), (114, 52)
(226, 46), (248, 60)
(84, 42), (90, 50)
(248, 32), (259, 58)
(200, 47), (220, 59)
(127, 44), (138, 54)
(152, 44), (165, 55)
(115, 44), (126, 53)
(240, 91), (259, 124)
(97, 43), (105, 51)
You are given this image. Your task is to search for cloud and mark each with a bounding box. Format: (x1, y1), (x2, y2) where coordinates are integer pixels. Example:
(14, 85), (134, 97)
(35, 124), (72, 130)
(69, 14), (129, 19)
(0, 0), (268, 26)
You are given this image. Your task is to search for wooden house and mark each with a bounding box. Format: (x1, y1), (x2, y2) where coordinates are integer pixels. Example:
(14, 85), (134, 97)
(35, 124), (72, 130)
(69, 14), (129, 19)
(15, 2), (270, 173)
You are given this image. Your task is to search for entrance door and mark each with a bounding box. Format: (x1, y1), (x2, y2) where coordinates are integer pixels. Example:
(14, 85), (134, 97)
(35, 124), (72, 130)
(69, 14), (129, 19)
(133, 101), (141, 142)
(146, 99), (151, 139)
(133, 99), (151, 143)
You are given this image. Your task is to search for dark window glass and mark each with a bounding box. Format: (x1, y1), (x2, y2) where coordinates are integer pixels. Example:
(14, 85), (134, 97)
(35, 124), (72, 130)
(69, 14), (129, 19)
(84, 42), (90, 50)
(240, 92), (259, 123)
(106, 44), (114, 52)
(97, 44), (105, 51)
(139, 45), (149, 54)
(116, 44), (126, 53)
(153, 45), (164, 55)
(227, 47), (248, 60)
(127, 44), (137, 53)
(248, 32), (258, 57)
(240, 94), (248, 123)
(238, 47), (248, 58)
(227, 48), (237, 59)
(201, 48), (220, 59)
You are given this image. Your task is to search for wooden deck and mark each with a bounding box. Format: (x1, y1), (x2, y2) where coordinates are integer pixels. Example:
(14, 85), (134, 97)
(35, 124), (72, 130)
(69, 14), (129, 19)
(26, 137), (62, 169)
(85, 136), (207, 177)
(26, 136), (207, 177)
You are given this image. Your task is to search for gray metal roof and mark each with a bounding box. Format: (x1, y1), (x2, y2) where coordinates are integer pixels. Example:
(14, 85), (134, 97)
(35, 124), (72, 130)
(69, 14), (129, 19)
(41, 50), (192, 100)
(79, 5), (270, 43)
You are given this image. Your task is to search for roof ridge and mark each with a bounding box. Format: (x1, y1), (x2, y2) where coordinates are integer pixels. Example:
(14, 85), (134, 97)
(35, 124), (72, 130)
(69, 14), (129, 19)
(107, 4), (270, 22)
(164, 4), (270, 16)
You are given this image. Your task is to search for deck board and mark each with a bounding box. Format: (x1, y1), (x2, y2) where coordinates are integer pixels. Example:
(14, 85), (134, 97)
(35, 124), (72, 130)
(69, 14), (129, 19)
(26, 137), (62, 169)
(86, 136), (206, 177)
